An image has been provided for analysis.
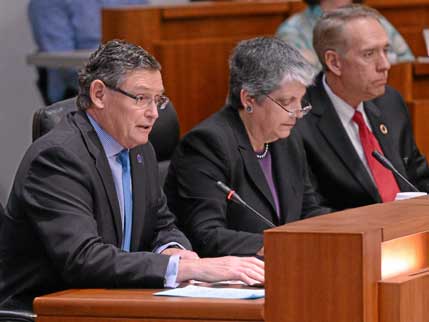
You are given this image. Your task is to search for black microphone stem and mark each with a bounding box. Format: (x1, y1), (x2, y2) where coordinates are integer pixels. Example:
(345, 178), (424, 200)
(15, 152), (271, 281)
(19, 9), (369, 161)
(372, 150), (420, 192)
(239, 200), (276, 228)
(215, 181), (275, 228)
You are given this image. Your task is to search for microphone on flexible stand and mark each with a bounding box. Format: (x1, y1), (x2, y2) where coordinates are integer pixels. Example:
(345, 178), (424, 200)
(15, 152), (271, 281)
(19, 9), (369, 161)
(215, 181), (275, 228)
(199, 170), (275, 228)
(371, 150), (420, 192)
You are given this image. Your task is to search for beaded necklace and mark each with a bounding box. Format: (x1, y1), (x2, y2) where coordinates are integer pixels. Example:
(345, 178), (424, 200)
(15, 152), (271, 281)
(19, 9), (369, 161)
(255, 143), (270, 159)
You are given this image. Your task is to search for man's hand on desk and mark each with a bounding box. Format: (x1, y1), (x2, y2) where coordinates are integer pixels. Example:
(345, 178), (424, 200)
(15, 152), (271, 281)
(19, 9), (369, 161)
(161, 247), (200, 259)
(176, 256), (264, 286)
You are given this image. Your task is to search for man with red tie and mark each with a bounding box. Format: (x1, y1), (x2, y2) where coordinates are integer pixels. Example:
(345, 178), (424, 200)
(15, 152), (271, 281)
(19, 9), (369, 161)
(295, 4), (429, 210)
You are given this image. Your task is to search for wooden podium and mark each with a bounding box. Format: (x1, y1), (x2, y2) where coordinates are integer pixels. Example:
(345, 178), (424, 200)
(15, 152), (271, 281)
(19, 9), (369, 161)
(265, 196), (429, 322)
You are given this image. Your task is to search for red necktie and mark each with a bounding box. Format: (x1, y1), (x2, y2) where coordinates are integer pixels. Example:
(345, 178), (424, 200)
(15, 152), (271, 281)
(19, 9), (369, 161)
(352, 111), (399, 202)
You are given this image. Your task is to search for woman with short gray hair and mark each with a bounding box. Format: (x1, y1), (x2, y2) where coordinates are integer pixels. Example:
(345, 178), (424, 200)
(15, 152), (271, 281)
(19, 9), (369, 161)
(165, 37), (330, 257)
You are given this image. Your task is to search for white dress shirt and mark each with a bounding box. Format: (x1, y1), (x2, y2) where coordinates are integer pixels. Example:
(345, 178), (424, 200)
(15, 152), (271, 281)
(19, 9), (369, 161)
(322, 75), (376, 182)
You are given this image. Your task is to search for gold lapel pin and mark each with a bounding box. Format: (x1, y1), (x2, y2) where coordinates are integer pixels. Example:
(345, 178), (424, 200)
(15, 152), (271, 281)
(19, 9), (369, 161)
(380, 124), (388, 135)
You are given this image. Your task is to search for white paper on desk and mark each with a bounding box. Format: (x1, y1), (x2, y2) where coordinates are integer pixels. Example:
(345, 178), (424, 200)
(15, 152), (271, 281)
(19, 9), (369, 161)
(154, 285), (264, 299)
(395, 192), (427, 200)
(190, 280), (246, 285)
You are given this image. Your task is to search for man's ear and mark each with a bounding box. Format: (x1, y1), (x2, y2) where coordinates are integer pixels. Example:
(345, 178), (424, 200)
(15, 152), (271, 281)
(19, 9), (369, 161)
(240, 89), (254, 109)
(89, 80), (107, 109)
(324, 50), (342, 76)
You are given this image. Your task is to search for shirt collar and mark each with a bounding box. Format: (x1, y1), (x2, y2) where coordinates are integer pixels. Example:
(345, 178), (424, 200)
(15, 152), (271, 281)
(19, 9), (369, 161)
(322, 74), (365, 124)
(86, 113), (124, 157)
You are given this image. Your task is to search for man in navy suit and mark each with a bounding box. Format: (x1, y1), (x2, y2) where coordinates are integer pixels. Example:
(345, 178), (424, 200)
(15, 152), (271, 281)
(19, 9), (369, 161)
(0, 40), (264, 311)
(295, 5), (429, 211)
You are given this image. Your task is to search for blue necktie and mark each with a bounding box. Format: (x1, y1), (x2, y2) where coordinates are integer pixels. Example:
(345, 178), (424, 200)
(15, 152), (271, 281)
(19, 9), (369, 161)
(117, 150), (132, 252)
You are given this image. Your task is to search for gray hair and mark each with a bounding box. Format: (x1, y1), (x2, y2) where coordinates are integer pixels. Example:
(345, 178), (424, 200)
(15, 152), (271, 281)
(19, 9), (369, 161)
(77, 39), (161, 111)
(227, 37), (315, 108)
(313, 4), (382, 70)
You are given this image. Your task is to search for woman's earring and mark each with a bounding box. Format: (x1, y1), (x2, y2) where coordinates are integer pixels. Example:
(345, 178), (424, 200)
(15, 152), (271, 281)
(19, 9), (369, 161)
(246, 105), (253, 113)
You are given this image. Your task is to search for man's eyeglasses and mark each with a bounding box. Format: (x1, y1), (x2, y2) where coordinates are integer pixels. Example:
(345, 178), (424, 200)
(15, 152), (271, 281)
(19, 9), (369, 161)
(107, 85), (169, 110)
(265, 94), (312, 118)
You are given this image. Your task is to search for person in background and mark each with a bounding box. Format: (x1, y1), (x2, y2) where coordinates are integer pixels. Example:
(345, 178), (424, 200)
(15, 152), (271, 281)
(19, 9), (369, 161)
(0, 40), (264, 312)
(276, 0), (414, 70)
(295, 5), (429, 211)
(28, 0), (149, 104)
(164, 37), (330, 258)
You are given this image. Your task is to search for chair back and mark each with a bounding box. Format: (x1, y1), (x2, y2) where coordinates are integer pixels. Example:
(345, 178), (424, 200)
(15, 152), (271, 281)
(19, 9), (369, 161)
(0, 202), (3, 230)
(32, 98), (76, 140)
(32, 98), (180, 184)
(0, 204), (36, 321)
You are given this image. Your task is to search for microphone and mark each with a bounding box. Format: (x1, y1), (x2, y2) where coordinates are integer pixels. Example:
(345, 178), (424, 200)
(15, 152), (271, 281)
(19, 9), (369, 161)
(371, 150), (420, 192)
(215, 181), (275, 228)
(198, 170), (275, 228)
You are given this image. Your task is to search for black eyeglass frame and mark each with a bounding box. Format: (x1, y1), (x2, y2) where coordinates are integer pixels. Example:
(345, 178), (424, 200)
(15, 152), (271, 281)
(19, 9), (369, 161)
(265, 94), (312, 117)
(106, 85), (169, 110)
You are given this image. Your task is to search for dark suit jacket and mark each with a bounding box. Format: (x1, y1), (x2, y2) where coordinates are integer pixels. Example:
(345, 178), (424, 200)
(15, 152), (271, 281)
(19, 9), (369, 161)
(0, 111), (191, 310)
(295, 74), (429, 210)
(164, 105), (330, 257)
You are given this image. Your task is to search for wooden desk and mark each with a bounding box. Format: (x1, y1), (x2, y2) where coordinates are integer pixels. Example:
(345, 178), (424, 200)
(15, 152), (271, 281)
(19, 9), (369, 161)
(34, 197), (429, 322)
(102, 1), (292, 134)
(34, 288), (264, 322)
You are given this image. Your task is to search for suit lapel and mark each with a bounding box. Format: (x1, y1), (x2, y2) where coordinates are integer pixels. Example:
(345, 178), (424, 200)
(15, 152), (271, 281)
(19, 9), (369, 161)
(73, 112), (123, 245)
(271, 140), (297, 224)
(309, 78), (380, 200)
(130, 146), (147, 250)
(365, 101), (408, 191)
(225, 107), (277, 221)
